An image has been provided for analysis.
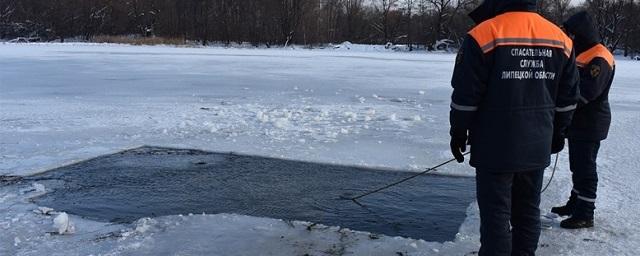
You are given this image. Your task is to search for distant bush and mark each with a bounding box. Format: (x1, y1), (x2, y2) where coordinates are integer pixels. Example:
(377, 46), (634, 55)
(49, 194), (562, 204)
(91, 35), (187, 46)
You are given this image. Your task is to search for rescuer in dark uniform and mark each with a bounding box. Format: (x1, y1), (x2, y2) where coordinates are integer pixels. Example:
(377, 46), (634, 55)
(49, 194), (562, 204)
(551, 11), (615, 229)
(449, 0), (579, 255)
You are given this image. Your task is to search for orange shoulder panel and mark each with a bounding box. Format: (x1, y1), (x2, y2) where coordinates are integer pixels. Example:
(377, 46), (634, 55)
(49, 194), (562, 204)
(576, 44), (615, 68)
(468, 12), (573, 57)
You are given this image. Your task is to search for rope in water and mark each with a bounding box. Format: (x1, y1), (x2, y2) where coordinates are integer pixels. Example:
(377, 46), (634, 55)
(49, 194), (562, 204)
(345, 152), (559, 202)
(344, 152), (471, 201)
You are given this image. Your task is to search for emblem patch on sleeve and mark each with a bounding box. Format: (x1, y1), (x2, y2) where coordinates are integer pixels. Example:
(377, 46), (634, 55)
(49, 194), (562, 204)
(590, 64), (601, 78)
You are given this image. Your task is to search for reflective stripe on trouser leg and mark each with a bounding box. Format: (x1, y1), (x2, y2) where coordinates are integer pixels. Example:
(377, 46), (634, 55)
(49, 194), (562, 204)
(577, 195), (596, 203)
(451, 102), (478, 111)
(555, 104), (577, 112)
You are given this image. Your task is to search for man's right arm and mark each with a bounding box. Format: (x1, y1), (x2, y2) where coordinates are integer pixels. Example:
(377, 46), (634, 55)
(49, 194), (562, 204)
(450, 35), (488, 132)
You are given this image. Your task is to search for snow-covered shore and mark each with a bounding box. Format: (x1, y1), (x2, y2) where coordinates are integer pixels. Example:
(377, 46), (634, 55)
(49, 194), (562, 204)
(1, 43), (639, 255)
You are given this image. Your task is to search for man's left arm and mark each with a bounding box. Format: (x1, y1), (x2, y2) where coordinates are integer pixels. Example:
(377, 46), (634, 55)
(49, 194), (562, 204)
(577, 57), (613, 105)
(449, 35), (489, 162)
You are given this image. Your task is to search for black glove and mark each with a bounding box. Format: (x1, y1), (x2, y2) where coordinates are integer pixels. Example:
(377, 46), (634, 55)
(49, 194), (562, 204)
(450, 128), (468, 163)
(551, 136), (565, 154)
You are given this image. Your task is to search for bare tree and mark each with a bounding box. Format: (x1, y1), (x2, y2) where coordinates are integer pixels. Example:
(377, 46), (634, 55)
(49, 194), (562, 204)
(278, 0), (308, 46)
(552, 0), (572, 23)
(373, 0), (398, 42)
(426, 0), (474, 48)
(319, 0), (341, 43)
(0, 0), (637, 53)
(0, 0), (15, 22)
(400, 0), (415, 50)
(586, 0), (629, 50)
(343, 0), (364, 40)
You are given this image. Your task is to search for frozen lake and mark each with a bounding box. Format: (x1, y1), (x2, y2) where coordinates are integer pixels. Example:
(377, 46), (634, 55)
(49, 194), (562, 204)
(1, 43), (640, 255)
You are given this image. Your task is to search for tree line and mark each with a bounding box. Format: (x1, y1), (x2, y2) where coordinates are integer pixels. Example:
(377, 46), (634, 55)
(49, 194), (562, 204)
(0, 0), (639, 54)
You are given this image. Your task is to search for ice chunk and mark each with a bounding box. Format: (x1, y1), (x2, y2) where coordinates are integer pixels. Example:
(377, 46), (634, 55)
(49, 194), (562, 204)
(256, 111), (270, 123)
(135, 218), (156, 233)
(344, 111), (357, 122)
(34, 207), (55, 215)
(273, 118), (290, 129)
(33, 183), (45, 193)
(53, 212), (75, 235)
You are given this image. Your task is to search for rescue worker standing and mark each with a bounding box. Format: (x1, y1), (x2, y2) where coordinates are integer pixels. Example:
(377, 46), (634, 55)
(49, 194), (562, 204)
(551, 11), (615, 229)
(449, 0), (579, 255)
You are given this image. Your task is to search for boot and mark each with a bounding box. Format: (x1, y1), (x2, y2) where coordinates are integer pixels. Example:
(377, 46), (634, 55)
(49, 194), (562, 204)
(560, 216), (594, 229)
(551, 205), (573, 217)
(551, 191), (577, 217)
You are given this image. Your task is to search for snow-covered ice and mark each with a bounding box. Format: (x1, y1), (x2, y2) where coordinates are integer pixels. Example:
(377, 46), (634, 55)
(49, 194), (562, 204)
(0, 43), (458, 177)
(1, 43), (639, 255)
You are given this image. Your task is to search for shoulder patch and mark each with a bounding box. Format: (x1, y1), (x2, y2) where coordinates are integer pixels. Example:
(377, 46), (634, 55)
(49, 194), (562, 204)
(590, 64), (601, 78)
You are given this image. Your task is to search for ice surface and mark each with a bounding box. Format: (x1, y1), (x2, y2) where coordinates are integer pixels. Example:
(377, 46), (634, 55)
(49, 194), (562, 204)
(0, 43), (458, 177)
(1, 43), (639, 255)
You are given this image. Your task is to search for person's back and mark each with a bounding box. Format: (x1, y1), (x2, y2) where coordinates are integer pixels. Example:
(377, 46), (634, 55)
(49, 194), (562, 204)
(451, 9), (578, 170)
(448, 0), (579, 255)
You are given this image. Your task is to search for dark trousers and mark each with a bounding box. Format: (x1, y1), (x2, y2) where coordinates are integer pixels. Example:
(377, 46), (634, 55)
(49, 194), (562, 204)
(476, 169), (544, 256)
(568, 140), (600, 219)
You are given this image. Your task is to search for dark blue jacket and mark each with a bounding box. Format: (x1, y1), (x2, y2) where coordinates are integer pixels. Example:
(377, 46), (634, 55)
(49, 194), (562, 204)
(449, 0), (579, 172)
(563, 12), (615, 141)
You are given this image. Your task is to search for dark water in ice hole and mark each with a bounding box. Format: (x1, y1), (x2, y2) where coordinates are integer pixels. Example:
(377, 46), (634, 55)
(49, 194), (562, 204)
(30, 146), (475, 242)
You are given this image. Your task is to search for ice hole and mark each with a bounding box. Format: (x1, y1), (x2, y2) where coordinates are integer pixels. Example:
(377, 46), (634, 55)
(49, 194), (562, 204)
(31, 146), (474, 242)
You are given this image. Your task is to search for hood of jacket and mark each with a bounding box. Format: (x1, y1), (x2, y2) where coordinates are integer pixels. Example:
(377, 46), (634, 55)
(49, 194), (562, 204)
(469, 0), (538, 24)
(563, 11), (601, 54)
